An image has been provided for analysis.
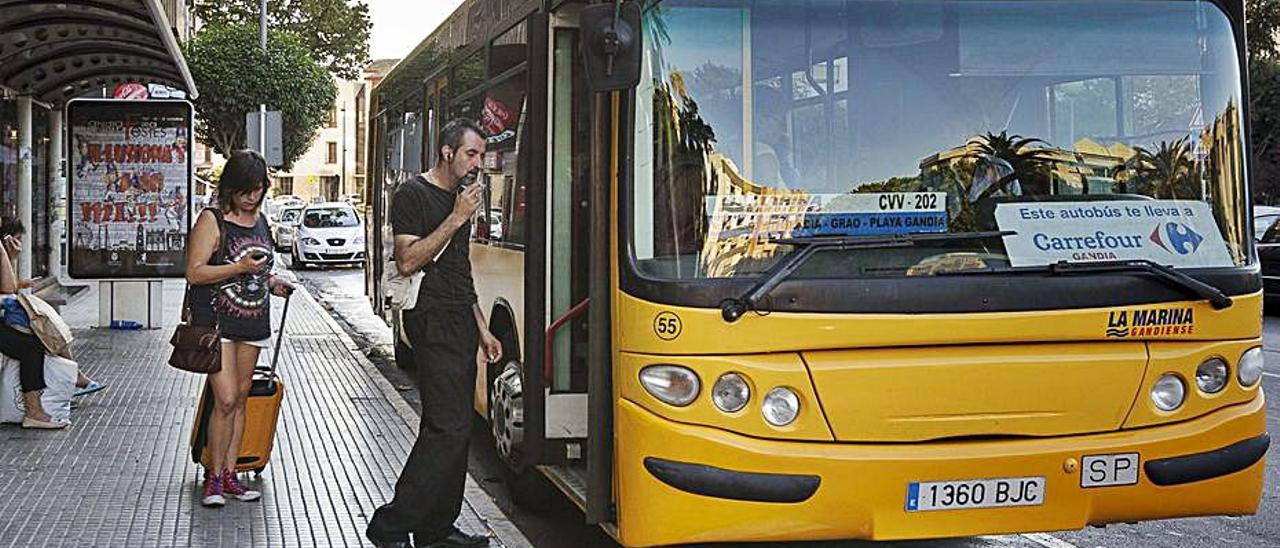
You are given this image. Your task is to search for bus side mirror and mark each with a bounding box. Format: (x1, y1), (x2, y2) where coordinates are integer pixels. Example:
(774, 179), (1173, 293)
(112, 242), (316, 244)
(581, 2), (643, 93)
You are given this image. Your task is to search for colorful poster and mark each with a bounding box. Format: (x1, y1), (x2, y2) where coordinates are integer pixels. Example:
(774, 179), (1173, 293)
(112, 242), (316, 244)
(481, 95), (517, 146)
(67, 99), (193, 278)
(994, 200), (1234, 268)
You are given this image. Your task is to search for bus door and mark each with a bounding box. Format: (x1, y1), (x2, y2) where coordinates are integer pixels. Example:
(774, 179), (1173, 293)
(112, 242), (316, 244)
(540, 8), (599, 509)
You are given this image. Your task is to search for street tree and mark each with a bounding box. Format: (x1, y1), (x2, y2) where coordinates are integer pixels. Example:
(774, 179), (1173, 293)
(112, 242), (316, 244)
(1249, 0), (1280, 202)
(194, 0), (372, 80)
(186, 23), (335, 169)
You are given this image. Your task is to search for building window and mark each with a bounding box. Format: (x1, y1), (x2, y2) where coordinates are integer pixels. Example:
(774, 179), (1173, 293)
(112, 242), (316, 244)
(276, 176), (293, 195)
(327, 142), (337, 164)
(328, 104), (338, 128)
(204, 146), (212, 163)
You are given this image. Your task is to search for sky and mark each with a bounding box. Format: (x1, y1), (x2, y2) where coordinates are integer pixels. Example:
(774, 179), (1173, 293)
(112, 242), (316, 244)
(367, 0), (467, 61)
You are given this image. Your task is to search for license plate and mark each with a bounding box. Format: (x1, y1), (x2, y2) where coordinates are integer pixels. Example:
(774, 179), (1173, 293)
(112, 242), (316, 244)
(906, 476), (1045, 512)
(1081, 453), (1140, 488)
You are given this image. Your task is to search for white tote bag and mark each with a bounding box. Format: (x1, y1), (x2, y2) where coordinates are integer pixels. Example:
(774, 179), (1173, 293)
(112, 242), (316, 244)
(0, 354), (77, 424)
(381, 240), (448, 312)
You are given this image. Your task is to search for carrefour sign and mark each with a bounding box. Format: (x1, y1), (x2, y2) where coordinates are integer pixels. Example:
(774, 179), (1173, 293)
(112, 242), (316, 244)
(995, 200), (1233, 268)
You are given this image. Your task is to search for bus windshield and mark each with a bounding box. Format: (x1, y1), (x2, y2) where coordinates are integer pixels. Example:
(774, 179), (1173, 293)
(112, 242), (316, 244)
(633, 0), (1249, 281)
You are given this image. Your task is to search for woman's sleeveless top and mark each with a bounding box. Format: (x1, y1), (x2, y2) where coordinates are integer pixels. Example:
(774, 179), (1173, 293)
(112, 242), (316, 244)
(189, 210), (275, 341)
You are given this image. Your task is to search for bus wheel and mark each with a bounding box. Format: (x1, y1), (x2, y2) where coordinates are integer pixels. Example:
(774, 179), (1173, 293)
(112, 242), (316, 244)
(490, 361), (547, 507)
(490, 361), (525, 467)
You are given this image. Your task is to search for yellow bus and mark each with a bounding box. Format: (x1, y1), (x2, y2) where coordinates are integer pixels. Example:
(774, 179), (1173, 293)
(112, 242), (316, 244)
(366, 1), (1268, 545)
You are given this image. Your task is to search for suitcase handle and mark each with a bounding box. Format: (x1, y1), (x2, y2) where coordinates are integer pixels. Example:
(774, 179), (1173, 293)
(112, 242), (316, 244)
(266, 292), (292, 389)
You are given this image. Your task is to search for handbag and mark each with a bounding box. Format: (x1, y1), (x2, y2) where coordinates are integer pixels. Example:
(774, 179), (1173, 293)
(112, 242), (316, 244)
(168, 208), (226, 374)
(167, 290), (222, 374)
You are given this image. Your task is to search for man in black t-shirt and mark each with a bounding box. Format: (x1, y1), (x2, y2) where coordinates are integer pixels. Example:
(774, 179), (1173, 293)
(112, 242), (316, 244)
(367, 119), (502, 548)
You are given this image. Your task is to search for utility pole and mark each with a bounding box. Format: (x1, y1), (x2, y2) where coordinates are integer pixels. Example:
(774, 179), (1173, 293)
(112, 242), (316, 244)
(258, 0), (267, 154)
(341, 102), (347, 198)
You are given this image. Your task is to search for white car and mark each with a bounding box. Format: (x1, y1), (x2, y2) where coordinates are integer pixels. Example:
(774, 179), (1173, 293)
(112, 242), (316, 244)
(273, 205), (304, 251)
(291, 202), (365, 269)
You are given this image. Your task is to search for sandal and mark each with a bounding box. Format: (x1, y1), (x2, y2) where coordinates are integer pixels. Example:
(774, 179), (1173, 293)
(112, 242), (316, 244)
(74, 380), (107, 398)
(21, 416), (69, 429)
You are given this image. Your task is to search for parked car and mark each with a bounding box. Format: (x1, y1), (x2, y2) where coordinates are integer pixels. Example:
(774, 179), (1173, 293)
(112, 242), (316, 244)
(489, 209), (504, 241)
(291, 202), (365, 269)
(1255, 206), (1280, 302)
(267, 195), (303, 223)
(273, 204), (305, 251)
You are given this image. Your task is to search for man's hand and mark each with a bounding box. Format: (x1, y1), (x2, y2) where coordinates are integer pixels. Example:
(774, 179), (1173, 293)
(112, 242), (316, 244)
(16, 278), (36, 290)
(269, 277), (295, 297)
(452, 183), (484, 221)
(480, 329), (503, 364)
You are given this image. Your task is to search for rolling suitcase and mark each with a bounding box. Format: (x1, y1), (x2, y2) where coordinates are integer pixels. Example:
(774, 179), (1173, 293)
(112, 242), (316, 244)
(190, 293), (291, 475)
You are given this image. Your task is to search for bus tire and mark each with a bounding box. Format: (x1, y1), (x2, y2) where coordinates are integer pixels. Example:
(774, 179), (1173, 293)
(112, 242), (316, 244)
(490, 361), (525, 468)
(488, 360), (550, 506)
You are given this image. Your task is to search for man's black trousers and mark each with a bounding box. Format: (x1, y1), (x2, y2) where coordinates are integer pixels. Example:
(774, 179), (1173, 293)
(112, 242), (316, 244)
(367, 306), (480, 544)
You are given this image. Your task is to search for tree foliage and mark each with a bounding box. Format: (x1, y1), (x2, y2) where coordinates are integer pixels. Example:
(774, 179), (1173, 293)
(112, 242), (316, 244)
(1131, 137), (1198, 199)
(186, 23), (335, 169)
(966, 131), (1054, 197)
(1248, 0), (1280, 61)
(1249, 0), (1280, 202)
(194, 0), (371, 80)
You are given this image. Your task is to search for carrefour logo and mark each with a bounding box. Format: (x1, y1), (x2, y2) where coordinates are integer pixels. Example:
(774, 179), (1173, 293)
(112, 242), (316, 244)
(1149, 222), (1203, 256)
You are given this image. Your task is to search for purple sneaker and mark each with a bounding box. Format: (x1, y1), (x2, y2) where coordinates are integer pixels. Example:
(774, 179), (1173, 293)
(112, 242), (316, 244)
(222, 470), (262, 502)
(201, 472), (226, 507)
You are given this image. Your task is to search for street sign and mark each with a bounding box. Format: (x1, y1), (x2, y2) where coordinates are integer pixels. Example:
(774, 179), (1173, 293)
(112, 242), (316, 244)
(147, 84), (172, 99)
(245, 110), (284, 166)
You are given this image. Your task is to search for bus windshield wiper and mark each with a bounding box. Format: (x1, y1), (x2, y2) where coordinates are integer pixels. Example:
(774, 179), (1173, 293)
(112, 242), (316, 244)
(719, 231), (1013, 322)
(945, 259), (1233, 310)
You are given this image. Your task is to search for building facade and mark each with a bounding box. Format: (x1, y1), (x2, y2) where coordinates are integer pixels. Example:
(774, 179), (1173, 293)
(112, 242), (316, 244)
(271, 60), (396, 206)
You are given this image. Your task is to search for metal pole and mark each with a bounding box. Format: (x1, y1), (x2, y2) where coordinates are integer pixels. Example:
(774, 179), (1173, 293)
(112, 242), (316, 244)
(16, 96), (32, 280)
(48, 109), (63, 280)
(258, 0), (267, 154)
(341, 103), (347, 197)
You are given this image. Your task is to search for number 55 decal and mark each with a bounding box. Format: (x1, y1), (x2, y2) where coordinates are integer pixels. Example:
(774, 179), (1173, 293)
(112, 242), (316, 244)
(654, 311), (683, 341)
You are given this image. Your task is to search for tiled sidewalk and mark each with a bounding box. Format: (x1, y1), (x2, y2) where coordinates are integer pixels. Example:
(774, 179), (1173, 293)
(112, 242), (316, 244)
(0, 280), (528, 548)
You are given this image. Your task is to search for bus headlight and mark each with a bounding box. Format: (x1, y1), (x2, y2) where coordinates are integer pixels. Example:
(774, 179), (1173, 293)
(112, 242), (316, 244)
(711, 373), (750, 413)
(762, 387), (800, 426)
(639, 365), (700, 407)
(1195, 357), (1229, 394)
(1151, 374), (1186, 411)
(1238, 347), (1264, 387)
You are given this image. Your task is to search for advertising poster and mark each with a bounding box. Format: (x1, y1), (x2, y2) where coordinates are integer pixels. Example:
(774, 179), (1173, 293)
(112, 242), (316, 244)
(67, 99), (193, 278)
(994, 200), (1234, 268)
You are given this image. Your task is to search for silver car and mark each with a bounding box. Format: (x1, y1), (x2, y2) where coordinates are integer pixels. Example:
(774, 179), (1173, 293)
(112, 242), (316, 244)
(273, 205), (304, 251)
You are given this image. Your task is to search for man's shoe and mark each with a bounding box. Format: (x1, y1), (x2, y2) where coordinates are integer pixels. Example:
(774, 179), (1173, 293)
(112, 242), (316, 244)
(365, 530), (413, 548)
(425, 528), (490, 548)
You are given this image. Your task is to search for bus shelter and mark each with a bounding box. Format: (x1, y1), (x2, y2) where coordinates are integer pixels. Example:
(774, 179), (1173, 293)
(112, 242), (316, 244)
(0, 0), (196, 282)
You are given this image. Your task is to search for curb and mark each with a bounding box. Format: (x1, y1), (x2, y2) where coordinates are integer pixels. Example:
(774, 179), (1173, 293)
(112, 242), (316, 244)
(295, 286), (533, 548)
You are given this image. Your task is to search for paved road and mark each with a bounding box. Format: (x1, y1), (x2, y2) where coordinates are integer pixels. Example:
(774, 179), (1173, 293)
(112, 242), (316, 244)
(289, 259), (1280, 548)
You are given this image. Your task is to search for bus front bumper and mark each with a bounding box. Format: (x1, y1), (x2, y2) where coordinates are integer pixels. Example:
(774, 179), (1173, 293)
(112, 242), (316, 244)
(614, 395), (1267, 547)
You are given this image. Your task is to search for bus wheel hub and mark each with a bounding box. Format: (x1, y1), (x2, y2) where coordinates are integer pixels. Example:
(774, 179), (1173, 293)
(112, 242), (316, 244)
(491, 362), (524, 464)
